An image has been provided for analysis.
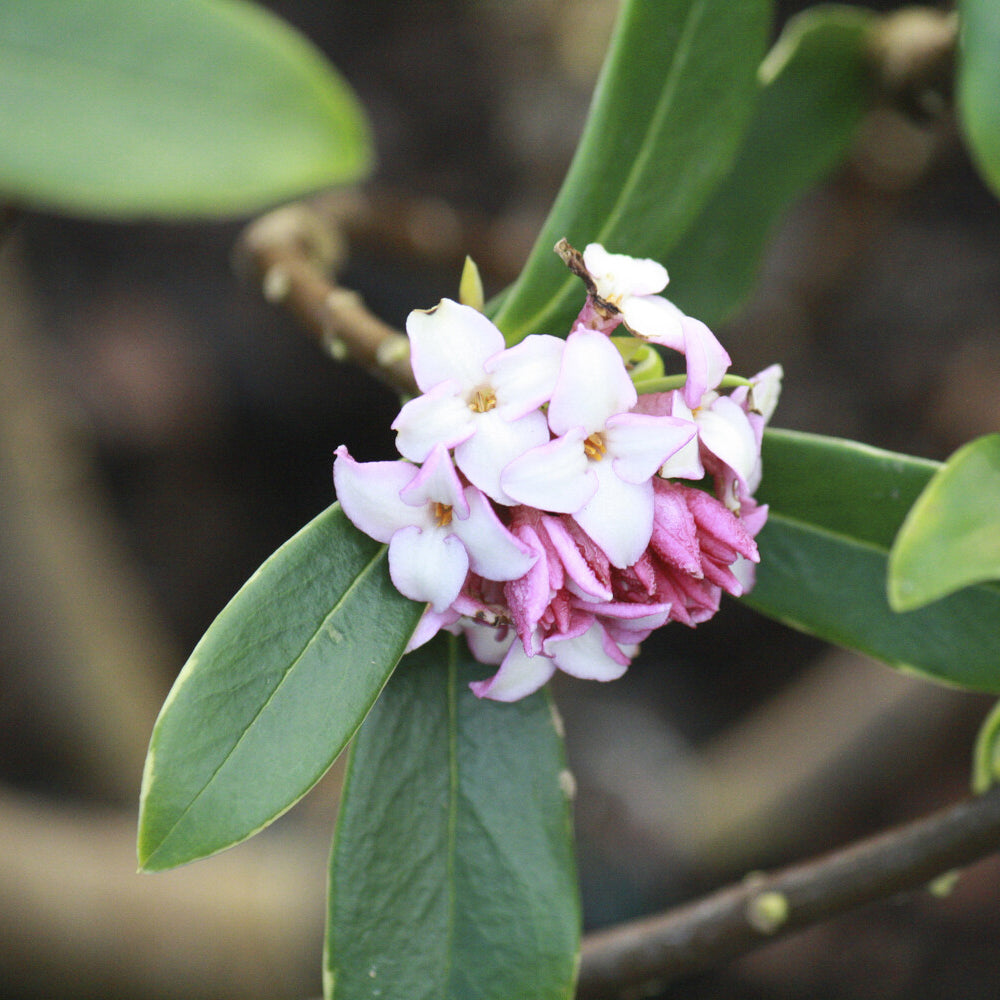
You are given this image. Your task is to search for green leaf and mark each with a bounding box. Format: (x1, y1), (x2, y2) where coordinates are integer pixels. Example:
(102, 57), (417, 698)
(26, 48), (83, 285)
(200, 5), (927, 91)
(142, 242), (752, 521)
(888, 434), (1000, 611)
(0, 0), (372, 220)
(744, 430), (1000, 693)
(668, 5), (876, 326)
(326, 635), (579, 1000)
(972, 698), (1000, 793)
(488, 0), (771, 343)
(958, 0), (1000, 199)
(137, 504), (422, 871)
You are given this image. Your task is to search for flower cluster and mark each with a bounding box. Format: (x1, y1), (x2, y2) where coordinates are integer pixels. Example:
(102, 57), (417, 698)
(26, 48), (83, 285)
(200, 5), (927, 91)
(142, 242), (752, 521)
(334, 242), (781, 701)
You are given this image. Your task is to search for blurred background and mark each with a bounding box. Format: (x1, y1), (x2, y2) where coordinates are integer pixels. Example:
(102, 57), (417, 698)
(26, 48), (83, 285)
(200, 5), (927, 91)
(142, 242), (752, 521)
(4, 1), (1000, 997)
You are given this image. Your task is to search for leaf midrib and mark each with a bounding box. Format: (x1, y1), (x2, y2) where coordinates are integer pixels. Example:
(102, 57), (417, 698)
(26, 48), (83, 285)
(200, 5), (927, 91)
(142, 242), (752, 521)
(141, 544), (389, 867)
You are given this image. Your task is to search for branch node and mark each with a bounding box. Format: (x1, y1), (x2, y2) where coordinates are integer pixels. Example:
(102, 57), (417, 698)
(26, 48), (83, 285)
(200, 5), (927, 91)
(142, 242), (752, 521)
(262, 265), (291, 304)
(745, 890), (790, 935)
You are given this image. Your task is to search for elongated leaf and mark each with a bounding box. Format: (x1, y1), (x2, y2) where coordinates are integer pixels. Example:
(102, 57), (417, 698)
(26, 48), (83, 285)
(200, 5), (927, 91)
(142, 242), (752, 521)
(489, 0), (771, 343)
(668, 5), (876, 325)
(744, 430), (1000, 693)
(888, 434), (1000, 611)
(0, 0), (371, 219)
(326, 635), (579, 1000)
(958, 0), (1000, 199)
(138, 504), (423, 871)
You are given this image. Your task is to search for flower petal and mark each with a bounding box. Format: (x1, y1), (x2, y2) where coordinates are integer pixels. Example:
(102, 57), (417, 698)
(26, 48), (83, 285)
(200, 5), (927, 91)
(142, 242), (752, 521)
(333, 446), (427, 542)
(487, 334), (565, 420)
(388, 524), (468, 613)
(547, 328), (637, 436)
(680, 315), (730, 407)
(399, 444), (469, 518)
(545, 620), (631, 681)
(573, 460), (653, 568)
(392, 381), (475, 462)
(406, 298), (504, 392)
(582, 243), (668, 301)
(469, 637), (556, 702)
(501, 429), (596, 513)
(451, 486), (537, 581)
(697, 395), (760, 488)
(454, 407), (550, 504)
(604, 411), (697, 484)
(620, 294), (685, 350)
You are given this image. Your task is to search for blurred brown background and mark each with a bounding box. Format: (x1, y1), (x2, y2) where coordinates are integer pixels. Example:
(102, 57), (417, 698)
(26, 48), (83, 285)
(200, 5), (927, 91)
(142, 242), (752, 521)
(3, 2), (1000, 998)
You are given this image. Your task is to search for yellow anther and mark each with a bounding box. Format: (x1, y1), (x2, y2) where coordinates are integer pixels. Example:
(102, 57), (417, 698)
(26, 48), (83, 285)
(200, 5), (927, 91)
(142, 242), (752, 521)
(433, 502), (453, 527)
(583, 433), (607, 461)
(469, 388), (497, 413)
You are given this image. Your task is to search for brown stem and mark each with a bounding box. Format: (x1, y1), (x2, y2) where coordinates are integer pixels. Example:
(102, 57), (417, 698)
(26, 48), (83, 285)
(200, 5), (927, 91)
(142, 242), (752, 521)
(576, 783), (1000, 997)
(233, 202), (417, 397)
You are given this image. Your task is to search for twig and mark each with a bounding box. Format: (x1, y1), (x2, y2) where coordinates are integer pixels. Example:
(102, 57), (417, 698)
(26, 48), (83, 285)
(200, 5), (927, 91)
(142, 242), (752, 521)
(233, 202), (417, 397)
(576, 783), (1000, 998)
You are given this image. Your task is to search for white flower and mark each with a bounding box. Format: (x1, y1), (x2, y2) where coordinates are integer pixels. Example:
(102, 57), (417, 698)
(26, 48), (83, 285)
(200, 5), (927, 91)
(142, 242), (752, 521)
(333, 444), (535, 612)
(501, 328), (696, 568)
(392, 299), (564, 504)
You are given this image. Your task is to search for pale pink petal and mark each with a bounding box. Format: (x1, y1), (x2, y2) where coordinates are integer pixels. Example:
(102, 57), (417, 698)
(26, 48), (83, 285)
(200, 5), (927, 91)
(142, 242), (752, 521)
(486, 334), (565, 420)
(501, 429), (596, 513)
(582, 244), (668, 300)
(462, 621), (516, 666)
(573, 461), (653, 568)
(604, 412), (697, 484)
(469, 640), (557, 701)
(454, 407), (550, 504)
(406, 298), (504, 392)
(697, 396), (760, 488)
(399, 444), (469, 518)
(451, 486), (537, 581)
(388, 524), (468, 613)
(545, 621), (631, 681)
(503, 523), (551, 653)
(405, 607), (461, 652)
(547, 328), (637, 436)
(540, 514), (612, 601)
(654, 393), (705, 480)
(680, 315), (731, 407)
(333, 446), (428, 543)
(748, 364), (783, 422)
(392, 382), (475, 462)
(620, 294), (685, 350)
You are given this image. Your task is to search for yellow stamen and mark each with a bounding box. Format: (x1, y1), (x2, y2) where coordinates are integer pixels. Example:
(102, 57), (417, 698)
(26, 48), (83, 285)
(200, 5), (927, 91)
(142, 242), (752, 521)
(469, 387), (497, 413)
(583, 433), (607, 461)
(434, 502), (453, 527)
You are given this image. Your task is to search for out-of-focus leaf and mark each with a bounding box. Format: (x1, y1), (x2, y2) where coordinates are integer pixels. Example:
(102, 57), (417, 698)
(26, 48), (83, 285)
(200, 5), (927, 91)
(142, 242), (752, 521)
(973, 698), (1000, 793)
(326, 635), (579, 1000)
(668, 5), (876, 325)
(489, 0), (771, 344)
(888, 434), (1000, 611)
(744, 430), (1000, 693)
(0, 0), (372, 219)
(137, 505), (422, 871)
(958, 0), (1000, 199)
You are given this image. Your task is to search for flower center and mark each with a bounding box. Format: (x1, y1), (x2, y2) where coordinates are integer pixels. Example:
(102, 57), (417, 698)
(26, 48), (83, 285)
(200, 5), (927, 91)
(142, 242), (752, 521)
(583, 432), (607, 461)
(433, 502), (453, 527)
(468, 387), (497, 413)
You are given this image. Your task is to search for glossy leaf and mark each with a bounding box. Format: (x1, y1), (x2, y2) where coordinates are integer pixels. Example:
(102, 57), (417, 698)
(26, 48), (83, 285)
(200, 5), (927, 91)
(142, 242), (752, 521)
(668, 5), (876, 325)
(138, 504), (423, 871)
(0, 0), (372, 219)
(744, 430), (1000, 693)
(888, 434), (1000, 610)
(958, 0), (1000, 199)
(489, 0), (771, 344)
(326, 635), (579, 1000)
